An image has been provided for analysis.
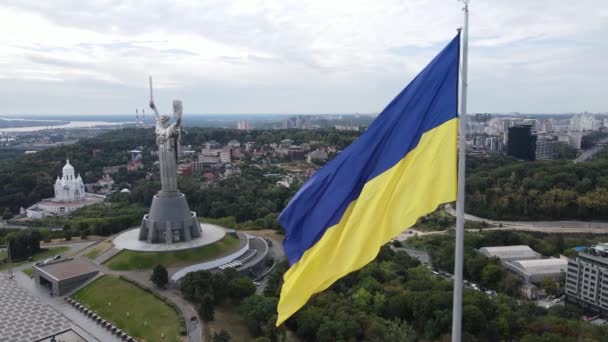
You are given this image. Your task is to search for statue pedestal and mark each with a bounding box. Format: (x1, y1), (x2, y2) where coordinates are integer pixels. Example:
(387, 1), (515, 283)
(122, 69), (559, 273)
(139, 192), (202, 244)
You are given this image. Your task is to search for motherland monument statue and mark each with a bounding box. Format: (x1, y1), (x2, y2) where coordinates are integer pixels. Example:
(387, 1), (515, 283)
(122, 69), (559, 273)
(139, 76), (202, 243)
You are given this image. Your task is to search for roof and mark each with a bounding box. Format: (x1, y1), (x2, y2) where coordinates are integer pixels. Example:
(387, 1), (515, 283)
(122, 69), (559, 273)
(34, 258), (99, 281)
(62, 159), (75, 172)
(508, 258), (567, 276)
(479, 245), (541, 260)
(594, 243), (608, 253)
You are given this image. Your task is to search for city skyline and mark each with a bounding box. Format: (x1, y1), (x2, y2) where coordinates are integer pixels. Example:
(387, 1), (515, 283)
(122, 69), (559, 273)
(1, 0), (607, 115)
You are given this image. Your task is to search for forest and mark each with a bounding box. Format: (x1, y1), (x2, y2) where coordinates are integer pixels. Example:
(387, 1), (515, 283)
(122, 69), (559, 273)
(227, 245), (608, 342)
(5, 126), (608, 226)
(0, 127), (357, 217)
(466, 155), (608, 220)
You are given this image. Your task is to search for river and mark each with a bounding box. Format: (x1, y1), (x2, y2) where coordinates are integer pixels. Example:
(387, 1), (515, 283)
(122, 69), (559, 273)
(0, 120), (131, 133)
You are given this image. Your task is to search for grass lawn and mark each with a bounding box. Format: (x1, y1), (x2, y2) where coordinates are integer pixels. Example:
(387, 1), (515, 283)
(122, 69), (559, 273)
(84, 239), (113, 260)
(72, 275), (183, 342)
(0, 246), (68, 270)
(105, 234), (241, 271)
(22, 267), (33, 277)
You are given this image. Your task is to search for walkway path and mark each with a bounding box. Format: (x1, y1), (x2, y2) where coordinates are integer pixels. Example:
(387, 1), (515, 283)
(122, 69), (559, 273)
(92, 247), (121, 265)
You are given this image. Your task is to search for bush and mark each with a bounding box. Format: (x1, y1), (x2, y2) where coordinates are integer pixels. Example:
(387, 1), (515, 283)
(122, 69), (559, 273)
(199, 295), (215, 322)
(150, 264), (169, 288)
(80, 229), (89, 240)
(212, 330), (231, 342)
(392, 240), (403, 247)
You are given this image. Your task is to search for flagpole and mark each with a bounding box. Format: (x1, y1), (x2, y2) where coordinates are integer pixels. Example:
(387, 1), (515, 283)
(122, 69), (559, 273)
(451, 1), (469, 342)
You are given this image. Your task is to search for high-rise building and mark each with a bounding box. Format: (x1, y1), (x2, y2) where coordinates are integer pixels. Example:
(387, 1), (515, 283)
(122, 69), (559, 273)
(236, 120), (249, 130)
(507, 125), (537, 161)
(570, 113), (596, 131)
(535, 137), (555, 160)
(565, 243), (608, 317)
(485, 136), (503, 152)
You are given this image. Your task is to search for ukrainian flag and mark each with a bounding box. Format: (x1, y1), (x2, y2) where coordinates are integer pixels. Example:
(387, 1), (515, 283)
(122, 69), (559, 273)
(277, 33), (461, 325)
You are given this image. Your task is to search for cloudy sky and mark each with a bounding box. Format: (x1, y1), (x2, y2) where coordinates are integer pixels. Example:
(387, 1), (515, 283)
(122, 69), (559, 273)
(1, 0), (607, 115)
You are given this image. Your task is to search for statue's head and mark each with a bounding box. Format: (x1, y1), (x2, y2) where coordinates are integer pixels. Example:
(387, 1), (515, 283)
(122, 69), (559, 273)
(160, 114), (170, 126)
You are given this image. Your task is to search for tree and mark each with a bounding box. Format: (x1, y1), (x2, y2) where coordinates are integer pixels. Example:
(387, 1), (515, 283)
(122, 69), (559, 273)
(481, 264), (503, 288)
(383, 319), (416, 342)
(151, 264), (169, 288)
(211, 330), (231, 342)
(80, 229), (89, 240)
(239, 296), (279, 335)
(541, 277), (559, 297)
(228, 277), (256, 301)
(6, 229), (41, 260)
(199, 294), (215, 322)
(294, 306), (325, 340)
(64, 229), (73, 241)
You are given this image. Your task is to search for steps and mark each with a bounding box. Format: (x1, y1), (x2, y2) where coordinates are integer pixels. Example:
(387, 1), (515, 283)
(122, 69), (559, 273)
(93, 247), (121, 265)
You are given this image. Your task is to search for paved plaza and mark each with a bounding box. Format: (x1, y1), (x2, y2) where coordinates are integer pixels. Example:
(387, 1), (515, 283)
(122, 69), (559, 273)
(113, 223), (226, 252)
(0, 274), (71, 341)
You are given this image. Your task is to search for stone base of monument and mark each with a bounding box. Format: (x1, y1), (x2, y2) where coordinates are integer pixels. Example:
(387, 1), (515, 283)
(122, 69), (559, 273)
(113, 223), (226, 252)
(138, 192), (202, 244)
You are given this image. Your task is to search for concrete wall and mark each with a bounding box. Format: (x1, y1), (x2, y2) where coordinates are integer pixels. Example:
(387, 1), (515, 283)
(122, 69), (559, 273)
(34, 269), (98, 296)
(57, 271), (99, 296)
(171, 237), (250, 281)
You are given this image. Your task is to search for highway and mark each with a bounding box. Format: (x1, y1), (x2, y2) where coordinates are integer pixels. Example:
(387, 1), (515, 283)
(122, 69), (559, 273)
(574, 136), (608, 163)
(444, 205), (608, 232)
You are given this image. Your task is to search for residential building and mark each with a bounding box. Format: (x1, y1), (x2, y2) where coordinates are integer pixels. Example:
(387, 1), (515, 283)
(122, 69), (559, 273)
(307, 149), (328, 163)
(280, 139), (294, 148)
(570, 113), (595, 131)
(335, 125), (360, 131)
(565, 243), (608, 317)
(219, 148), (232, 164)
(535, 137), (555, 160)
(204, 140), (222, 150)
(227, 140), (241, 148)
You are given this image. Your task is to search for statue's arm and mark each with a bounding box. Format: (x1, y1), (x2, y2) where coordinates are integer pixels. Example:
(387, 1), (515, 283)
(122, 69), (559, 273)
(173, 100), (182, 128)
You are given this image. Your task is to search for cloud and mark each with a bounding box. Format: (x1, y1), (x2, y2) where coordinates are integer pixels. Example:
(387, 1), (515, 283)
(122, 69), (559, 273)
(0, 0), (607, 114)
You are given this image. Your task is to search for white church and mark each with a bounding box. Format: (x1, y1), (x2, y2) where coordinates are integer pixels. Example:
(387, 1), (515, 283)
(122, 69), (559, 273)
(26, 159), (105, 219)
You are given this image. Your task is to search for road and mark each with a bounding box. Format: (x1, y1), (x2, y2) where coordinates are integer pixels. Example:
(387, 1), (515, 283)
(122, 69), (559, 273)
(574, 137), (608, 163)
(444, 205), (608, 231)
